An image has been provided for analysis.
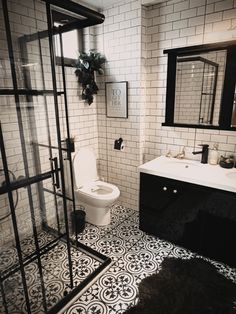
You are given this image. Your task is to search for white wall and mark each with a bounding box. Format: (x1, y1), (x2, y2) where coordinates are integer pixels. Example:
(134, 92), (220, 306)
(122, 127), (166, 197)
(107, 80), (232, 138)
(95, 0), (144, 210)
(144, 0), (236, 163)
(94, 0), (236, 210)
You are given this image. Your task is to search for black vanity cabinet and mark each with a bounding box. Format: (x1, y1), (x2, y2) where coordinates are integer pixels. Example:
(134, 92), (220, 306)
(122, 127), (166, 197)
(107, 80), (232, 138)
(139, 172), (236, 267)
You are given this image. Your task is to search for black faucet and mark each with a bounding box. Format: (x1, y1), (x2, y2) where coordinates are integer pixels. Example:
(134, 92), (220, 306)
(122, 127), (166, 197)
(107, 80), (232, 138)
(192, 144), (209, 164)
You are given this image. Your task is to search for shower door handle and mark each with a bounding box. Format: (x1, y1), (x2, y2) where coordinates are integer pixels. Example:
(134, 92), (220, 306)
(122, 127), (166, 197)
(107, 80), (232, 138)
(50, 157), (60, 189)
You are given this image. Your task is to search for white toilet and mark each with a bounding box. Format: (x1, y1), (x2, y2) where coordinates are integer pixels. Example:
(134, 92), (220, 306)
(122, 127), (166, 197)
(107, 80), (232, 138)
(72, 148), (120, 226)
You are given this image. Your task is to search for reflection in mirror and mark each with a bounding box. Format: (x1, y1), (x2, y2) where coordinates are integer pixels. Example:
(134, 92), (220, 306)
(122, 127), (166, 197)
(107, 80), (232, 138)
(231, 86), (236, 127)
(174, 50), (226, 126)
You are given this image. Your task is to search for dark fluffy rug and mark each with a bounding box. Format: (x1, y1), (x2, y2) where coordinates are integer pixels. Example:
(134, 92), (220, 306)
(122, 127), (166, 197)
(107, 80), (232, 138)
(125, 258), (236, 314)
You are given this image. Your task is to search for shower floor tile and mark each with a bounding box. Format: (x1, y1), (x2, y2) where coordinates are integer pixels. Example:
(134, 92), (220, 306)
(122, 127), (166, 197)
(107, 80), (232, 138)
(1, 232), (104, 313)
(0, 247), (19, 273)
(20, 230), (56, 257)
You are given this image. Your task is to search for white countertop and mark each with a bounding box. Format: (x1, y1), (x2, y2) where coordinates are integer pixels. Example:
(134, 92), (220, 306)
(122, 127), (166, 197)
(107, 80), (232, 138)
(138, 156), (236, 193)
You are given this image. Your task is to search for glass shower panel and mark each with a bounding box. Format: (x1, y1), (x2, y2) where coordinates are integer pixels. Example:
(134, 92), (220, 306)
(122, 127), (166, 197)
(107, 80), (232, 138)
(14, 184), (42, 255)
(1, 270), (27, 313)
(0, 94), (54, 179)
(0, 0), (13, 89)
(0, 95), (32, 177)
(22, 95), (60, 174)
(42, 176), (66, 234)
(6, 0), (51, 91)
(1, 183), (44, 258)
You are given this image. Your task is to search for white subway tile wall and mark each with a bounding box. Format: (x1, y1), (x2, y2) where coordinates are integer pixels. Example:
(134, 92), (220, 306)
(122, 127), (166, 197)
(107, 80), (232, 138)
(144, 0), (236, 162)
(95, 0), (236, 210)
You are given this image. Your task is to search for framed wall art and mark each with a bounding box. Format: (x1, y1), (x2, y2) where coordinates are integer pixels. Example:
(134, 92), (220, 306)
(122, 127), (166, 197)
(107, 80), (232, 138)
(106, 81), (128, 118)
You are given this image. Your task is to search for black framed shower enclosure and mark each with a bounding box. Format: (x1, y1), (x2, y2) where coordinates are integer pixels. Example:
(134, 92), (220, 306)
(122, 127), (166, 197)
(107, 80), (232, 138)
(0, 0), (109, 313)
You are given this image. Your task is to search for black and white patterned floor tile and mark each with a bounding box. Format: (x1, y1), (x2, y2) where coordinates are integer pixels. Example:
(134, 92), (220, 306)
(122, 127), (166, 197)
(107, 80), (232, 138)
(1, 230), (104, 313)
(208, 260), (236, 283)
(77, 206), (135, 247)
(2, 270), (25, 311)
(123, 239), (170, 284)
(111, 220), (145, 245)
(89, 233), (135, 260)
(66, 299), (109, 314)
(66, 268), (138, 314)
(0, 296), (21, 314)
(67, 249), (101, 286)
(111, 204), (136, 220)
(20, 230), (55, 257)
(2, 203), (236, 314)
(0, 247), (19, 273)
(41, 242), (101, 289)
(195, 255), (236, 283)
(140, 233), (175, 254)
(76, 223), (101, 245)
(2, 261), (45, 313)
(168, 245), (196, 259)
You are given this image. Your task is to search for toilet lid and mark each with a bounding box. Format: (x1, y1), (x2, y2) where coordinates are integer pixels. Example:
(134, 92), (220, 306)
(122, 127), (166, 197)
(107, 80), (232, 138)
(73, 148), (98, 188)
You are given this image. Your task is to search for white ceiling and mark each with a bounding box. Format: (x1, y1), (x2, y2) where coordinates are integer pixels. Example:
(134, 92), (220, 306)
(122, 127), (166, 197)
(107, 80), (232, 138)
(79, 0), (166, 10)
(78, 0), (118, 10)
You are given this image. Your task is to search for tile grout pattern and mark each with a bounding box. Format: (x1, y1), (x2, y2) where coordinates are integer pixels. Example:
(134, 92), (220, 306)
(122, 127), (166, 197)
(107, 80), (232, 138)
(64, 204), (236, 314)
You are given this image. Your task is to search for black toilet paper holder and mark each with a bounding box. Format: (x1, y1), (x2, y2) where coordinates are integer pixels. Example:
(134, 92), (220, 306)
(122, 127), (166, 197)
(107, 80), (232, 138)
(114, 137), (124, 150)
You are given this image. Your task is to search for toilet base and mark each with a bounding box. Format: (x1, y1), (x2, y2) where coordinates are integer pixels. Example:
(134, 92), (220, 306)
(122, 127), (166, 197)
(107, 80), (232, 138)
(76, 201), (111, 226)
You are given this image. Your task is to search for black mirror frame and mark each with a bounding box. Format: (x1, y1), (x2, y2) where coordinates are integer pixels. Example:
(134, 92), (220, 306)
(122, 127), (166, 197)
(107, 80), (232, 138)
(162, 40), (236, 130)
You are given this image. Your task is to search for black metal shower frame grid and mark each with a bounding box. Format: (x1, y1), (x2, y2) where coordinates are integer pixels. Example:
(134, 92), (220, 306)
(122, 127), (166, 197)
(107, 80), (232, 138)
(0, 0), (109, 313)
(1, 0), (48, 311)
(0, 233), (65, 281)
(0, 229), (111, 314)
(43, 223), (112, 314)
(0, 89), (64, 96)
(0, 170), (55, 195)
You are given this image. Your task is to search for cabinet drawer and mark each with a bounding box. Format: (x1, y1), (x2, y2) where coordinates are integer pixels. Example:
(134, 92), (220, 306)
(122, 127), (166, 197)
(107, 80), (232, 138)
(140, 173), (180, 211)
(140, 173), (206, 213)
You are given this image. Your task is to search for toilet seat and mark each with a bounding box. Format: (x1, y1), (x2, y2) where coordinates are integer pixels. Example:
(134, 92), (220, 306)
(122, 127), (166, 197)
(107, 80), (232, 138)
(71, 148), (120, 225)
(77, 180), (120, 201)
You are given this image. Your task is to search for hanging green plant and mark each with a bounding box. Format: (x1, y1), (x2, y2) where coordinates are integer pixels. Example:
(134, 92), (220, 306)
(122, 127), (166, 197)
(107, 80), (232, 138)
(75, 50), (106, 105)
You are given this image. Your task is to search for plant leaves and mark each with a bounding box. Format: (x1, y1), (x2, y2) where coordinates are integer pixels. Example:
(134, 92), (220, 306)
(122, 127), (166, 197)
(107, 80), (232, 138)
(75, 50), (106, 105)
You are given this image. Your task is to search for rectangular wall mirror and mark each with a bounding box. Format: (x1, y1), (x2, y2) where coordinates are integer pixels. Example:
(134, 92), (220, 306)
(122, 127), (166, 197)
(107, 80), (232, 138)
(163, 41), (236, 130)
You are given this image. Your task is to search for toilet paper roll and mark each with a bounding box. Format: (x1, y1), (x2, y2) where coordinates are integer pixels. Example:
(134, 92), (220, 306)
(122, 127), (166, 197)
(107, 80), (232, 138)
(120, 143), (125, 151)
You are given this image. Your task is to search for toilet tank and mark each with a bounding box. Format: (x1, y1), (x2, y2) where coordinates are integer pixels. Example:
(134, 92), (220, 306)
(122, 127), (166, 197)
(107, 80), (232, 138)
(73, 148), (98, 188)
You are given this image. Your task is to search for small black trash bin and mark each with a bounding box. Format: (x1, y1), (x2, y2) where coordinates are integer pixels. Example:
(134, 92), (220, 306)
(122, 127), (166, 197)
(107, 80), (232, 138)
(71, 207), (86, 234)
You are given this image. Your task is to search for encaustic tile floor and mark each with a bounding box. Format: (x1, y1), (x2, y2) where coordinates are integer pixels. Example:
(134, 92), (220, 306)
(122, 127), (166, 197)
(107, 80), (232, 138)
(64, 204), (236, 314)
(1, 204), (236, 313)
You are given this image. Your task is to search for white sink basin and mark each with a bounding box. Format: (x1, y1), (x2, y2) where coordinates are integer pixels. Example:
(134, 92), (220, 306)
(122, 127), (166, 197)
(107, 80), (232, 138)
(165, 160), (200, 170)
(226, 171), (236, 181)
(138, 156), (236, 193)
